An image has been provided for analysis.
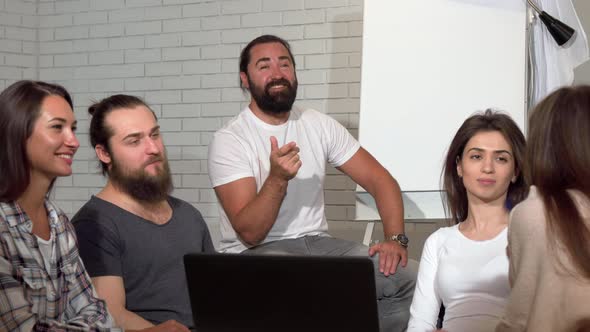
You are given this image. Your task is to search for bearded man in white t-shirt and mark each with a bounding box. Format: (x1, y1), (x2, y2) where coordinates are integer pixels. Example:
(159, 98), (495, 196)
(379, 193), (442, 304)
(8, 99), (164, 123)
(208, 34), (417, 331)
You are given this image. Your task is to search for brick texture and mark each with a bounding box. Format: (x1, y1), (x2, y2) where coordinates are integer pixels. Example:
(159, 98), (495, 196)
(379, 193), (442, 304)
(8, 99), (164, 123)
(1, 0), (370, 246)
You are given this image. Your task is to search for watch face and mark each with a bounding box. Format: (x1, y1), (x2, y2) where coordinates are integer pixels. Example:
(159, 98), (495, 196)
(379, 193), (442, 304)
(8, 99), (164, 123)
(396, 234), (409, 245)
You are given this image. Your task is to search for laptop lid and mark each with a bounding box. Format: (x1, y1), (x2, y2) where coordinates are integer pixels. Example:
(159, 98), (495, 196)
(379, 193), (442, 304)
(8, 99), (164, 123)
(184, 253), (380, 332)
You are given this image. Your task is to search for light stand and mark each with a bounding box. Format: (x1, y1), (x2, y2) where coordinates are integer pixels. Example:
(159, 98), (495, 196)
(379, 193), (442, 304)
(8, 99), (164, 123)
(527, 0), (575, 46)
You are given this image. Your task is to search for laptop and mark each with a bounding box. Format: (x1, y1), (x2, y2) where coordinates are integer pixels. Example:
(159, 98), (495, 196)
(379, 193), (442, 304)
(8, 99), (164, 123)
(184, 253), (380, 332)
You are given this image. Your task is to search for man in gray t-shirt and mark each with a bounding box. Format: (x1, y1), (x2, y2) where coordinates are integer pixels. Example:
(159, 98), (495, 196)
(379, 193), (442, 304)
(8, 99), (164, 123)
(73, 95), (215, 332)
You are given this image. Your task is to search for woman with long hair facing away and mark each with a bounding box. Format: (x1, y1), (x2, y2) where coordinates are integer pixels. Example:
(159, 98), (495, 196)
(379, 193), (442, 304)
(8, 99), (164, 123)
(407, 110), (527, 332)
(0, 81), (116, 330)
(496, 85), (590, 332)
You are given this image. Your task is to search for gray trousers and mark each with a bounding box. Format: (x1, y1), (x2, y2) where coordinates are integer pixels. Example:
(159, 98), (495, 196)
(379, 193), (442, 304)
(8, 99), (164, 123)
(245, 236), (418, 332)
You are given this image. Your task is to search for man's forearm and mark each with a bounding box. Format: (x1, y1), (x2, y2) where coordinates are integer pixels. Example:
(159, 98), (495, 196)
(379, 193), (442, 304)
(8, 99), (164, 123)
(230, 175), (288, 246)
(373, 174), (405, 238)
(111, 307), (154, 330)
(337, 147), (405, 239)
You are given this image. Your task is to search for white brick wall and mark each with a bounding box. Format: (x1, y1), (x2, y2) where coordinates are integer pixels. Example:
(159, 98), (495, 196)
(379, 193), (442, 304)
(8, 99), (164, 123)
(0, 0), (37, 90)
(0, 0), (364, 234)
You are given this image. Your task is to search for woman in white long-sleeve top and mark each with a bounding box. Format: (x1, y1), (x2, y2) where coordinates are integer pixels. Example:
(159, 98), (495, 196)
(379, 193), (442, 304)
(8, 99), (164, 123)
(407, 110), (528, 332)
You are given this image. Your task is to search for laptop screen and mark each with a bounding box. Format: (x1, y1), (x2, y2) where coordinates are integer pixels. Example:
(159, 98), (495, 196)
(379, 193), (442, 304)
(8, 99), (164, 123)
(184, 253), (380, 332)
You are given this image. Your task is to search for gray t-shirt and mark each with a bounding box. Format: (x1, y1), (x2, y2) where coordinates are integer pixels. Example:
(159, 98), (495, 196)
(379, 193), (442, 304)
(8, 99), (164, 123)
(73, 196), (215, 328)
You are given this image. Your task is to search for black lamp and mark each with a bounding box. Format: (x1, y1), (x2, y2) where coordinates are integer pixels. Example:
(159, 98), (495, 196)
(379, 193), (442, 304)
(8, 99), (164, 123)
(527, 0), (576, 46)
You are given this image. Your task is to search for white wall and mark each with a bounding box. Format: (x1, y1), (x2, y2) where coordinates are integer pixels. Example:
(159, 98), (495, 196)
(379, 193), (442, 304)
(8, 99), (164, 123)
(0, 0), (38, 90)
(574, 0), (590, 83)
(1, 0), (365, 234)
(1, 0), (589, 248)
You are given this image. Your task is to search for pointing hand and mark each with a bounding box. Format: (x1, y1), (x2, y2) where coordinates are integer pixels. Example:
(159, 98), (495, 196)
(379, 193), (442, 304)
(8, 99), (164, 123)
(269, 136), (302, 181)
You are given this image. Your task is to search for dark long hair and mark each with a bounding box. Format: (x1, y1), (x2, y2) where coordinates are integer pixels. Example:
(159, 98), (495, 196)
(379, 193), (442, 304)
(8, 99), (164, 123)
(442, 109), (528, 224)
(0, 80), (73, 202)
(88, 94), (153, 175)
(527, 85), (590, 279)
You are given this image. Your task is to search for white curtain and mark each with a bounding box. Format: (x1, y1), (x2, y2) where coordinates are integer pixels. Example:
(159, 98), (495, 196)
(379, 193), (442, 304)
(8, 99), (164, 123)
(530, 0), (589, 106)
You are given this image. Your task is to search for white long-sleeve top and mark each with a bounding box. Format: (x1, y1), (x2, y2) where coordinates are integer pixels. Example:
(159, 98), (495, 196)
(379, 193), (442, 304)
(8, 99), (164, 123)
(407, 224), (510, 332)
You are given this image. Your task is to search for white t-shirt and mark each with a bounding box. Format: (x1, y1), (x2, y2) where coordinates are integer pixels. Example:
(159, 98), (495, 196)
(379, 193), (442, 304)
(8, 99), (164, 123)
(36, 233), (56, 288)
(208, 106), (360, 253)
(407, 224), (510, 332)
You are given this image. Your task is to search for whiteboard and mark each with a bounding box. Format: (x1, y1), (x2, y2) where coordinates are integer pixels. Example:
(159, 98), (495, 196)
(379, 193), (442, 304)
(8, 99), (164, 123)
(357, 0), (527, 219)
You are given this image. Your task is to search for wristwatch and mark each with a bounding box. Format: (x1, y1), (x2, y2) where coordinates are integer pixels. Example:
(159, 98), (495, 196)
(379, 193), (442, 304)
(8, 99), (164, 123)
(389, 234), (409, 247)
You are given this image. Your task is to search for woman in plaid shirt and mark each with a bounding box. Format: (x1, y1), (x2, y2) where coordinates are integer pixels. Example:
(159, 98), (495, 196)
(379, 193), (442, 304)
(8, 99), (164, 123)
(0, 80), (117, 331)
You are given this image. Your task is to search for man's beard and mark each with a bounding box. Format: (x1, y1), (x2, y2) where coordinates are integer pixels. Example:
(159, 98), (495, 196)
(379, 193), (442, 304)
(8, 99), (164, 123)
(109, 154), (173, 203)
(248, 76), (298, 114)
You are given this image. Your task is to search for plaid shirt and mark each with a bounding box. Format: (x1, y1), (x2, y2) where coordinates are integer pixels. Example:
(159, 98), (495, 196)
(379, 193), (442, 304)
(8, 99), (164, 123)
(0, 199), (119, 331)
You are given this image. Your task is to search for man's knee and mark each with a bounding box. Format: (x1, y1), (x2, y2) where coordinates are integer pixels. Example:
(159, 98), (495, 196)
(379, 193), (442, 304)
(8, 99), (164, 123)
(394, 259), (419, 284)
(369, 254), (418, 279)
(373, 257), (417, 298)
